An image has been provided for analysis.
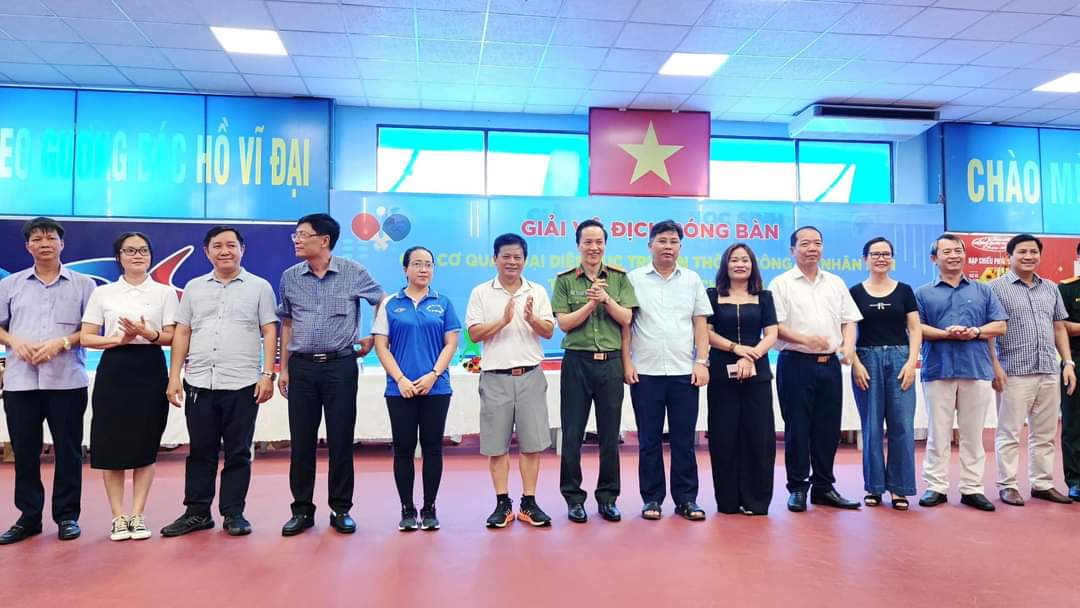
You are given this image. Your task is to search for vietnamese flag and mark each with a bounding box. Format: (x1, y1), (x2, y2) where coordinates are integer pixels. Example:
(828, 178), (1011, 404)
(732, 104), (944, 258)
(589, 108), (710, 197)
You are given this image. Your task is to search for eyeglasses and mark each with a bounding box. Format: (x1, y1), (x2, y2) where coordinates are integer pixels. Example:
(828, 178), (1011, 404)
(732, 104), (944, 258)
(120, 247), (150, 256)
(290, 232), (322, 242)
(867, 252), (893, 260)
(409, 261), (434, 269)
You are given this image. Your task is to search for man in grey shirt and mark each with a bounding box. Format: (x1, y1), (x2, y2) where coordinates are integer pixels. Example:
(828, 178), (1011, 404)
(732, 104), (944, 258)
(162, 226), (278, 537)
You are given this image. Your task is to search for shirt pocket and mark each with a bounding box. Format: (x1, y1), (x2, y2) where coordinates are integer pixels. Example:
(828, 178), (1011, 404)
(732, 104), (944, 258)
(225, 292), (261, 327)
(53, 297), (83, 330)
(328, 296), (355, 319)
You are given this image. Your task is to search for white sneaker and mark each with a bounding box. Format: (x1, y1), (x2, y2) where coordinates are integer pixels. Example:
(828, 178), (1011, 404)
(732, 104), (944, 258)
(128, 514), (151, 540)
(110, 516), (131, 541)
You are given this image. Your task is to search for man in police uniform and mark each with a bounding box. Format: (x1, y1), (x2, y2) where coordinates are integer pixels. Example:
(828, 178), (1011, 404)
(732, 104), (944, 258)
(552, 219), (637, 523)
(1059, 241), (1080, 501)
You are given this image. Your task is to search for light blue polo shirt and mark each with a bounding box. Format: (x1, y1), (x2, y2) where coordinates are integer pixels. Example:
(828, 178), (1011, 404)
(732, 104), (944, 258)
(371, 288), (461, 397)
(916, 276), (1009, 382)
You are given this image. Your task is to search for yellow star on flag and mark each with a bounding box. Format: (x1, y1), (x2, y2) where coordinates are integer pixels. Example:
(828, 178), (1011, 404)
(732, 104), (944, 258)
(617, 121), (684, 185)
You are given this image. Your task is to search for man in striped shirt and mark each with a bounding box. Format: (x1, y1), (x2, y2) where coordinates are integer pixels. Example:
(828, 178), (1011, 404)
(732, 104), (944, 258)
(989, 234), (1076, 507)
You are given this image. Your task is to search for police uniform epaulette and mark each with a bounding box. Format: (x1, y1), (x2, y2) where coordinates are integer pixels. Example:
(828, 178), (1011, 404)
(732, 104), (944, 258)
(1062, 276), (1080, 285)
(606, 264), (627, 273)
(556, 267), (577, 277)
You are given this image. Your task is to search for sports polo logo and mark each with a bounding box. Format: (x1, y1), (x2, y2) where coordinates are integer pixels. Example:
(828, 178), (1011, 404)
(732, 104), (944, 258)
(425, 303), (445, 315)
(351, 206), (411, 252)
(393, 306), (407, 313)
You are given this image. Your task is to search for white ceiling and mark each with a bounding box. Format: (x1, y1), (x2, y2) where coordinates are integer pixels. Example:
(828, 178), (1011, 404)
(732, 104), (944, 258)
(2, 0), (1080, 126)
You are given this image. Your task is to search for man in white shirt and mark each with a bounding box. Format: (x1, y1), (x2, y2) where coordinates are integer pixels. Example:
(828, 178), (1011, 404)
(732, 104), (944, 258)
(769, 226), (862, 512)
(623, 220), (712, 522)
(465, 233), (556, 528)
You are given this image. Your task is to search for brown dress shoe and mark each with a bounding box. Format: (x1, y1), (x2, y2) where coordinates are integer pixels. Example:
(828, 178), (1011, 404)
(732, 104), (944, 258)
(1031, 488), (1072, 504)
(999, 488), (1025, 506)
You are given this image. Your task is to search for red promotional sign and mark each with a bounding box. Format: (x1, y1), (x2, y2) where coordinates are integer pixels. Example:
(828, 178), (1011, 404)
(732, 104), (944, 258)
(588, 108), (709, 197)
(958, 233), (1080, 283)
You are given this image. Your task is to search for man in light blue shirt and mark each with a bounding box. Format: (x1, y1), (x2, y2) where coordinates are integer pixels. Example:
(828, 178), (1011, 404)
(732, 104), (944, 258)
(624, 220), (712, 522)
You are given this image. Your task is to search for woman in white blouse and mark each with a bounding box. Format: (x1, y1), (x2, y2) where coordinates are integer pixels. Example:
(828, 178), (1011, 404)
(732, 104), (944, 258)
(80, 232), (178, 541)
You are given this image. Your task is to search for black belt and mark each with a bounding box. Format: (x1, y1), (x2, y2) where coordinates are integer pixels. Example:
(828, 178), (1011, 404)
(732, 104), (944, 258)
(485, 365), (538, 376)
(566, 350), (619, 361)
(293, 348), (355, 363)
(781, 351), (835, 364)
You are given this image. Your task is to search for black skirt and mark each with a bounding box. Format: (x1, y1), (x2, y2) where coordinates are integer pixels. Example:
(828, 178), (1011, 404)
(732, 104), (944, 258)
(90, 344), (169, 470)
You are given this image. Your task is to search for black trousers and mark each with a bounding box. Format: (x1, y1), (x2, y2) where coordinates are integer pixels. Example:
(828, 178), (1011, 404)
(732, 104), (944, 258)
(386, 394), (451, 508)
(776, 352), (842, 494)
(287, 356), (358, 517)
(559, 351), (624, 506)
(4, 388), (87, 526)
(707, 379), (775, 514)
(630, 374), (699, 505)
(182, 383), (259, 518)
(1062, 359), (1080, 490)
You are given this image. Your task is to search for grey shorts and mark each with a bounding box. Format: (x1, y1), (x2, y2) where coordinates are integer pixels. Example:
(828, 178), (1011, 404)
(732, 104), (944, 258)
(478, 366), (551, 456)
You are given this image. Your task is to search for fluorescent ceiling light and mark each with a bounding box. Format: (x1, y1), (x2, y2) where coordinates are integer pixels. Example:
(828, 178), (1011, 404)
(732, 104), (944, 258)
(658, 52), (729, 77)
(1033, 72), (1080, 93)
(210, 26), (287, 56)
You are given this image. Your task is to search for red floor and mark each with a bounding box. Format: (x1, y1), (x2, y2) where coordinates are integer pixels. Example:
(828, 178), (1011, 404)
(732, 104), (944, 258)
(0, 433), (1076, 607)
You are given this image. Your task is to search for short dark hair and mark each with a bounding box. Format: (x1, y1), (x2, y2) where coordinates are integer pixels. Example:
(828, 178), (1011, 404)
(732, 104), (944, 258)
(575, 219), (607, 244)
(403, 245), (433, 268)
(113, 231), (153, 264)
(930, 233), (964, 256)
(790, 226), (823, 248)
(714, 243), (763, 297)
(649, 219), (682, 241)
(203, 225), (245, 247)
(1006, 233), (1042, 255)
(493, 233), (528, 260)
(862, 237), (894, 257)
(22, 217), (64, 241)
(297, 213), (340, 249)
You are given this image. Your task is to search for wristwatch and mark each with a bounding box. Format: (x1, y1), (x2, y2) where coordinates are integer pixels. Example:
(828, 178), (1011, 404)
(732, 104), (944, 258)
(62, 337), (71, 351)
(694, 358), (709, 367)
(260, 371), (277, 381)
(1065, 360), (1076, 367)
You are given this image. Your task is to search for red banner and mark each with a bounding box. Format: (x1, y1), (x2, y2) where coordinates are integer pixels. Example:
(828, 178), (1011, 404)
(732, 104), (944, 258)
(588, 108), (709, 197)
(959, 234), (1080, 283)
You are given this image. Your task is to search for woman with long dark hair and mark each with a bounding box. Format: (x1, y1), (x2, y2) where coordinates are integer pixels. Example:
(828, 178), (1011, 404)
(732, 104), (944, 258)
(705, 243), (778, 515)
(849, 237), (921, 510)
(80, 232), (177, 540)
(372, 246), (460, 531)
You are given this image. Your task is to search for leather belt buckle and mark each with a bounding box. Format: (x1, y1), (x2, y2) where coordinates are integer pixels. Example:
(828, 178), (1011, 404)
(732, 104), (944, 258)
(511, 367), (524, 376)
(592, 352), (606, 361)
(816, 355), (830, 364)
(312, 353), (328, 363)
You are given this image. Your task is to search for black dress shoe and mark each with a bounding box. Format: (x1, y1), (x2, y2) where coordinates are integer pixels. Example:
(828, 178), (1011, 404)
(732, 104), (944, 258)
(787, 491), (807, 512)
(57, 520), (81, 541)
(1069, 486), (1080, 501)
(223, 514), (252, 536)
(960, 493), (996, 511)
(329, 512), (356, 534)
(918, 490), (948, 507)
(0, 523), (42, 545)
(161, 513), (215, 537)
(598, 502), (621, 522)
(810, 489), (860, 510)
(281, 514), (314, 536)
(567, 504), (587, 523)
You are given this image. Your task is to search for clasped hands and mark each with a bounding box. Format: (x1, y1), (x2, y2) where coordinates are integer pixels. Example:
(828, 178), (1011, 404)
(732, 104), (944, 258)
(396, 371), (438, 398)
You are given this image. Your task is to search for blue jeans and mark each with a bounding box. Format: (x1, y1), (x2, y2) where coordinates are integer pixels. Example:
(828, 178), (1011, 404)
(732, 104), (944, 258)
(852, 346), (916, 496)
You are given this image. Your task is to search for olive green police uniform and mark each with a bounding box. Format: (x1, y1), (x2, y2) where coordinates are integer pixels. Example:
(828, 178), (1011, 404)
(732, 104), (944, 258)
(552, 263), (638, 507)
(1058, 276), (1080, 493)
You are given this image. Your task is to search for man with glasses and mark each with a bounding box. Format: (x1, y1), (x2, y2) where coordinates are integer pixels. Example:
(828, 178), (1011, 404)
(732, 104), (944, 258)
(161, 226), (278, 537)
(277, 214), (385, 536)
(0, 217), (95, 544)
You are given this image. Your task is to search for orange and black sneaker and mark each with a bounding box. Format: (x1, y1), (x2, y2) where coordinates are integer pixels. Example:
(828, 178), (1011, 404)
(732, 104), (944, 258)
(517, 497), (552, 527)
(485, 497), (514, 528)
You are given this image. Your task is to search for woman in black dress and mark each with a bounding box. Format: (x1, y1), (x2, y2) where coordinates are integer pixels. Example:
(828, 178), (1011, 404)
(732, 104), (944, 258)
(80, 232), (177, 541)
(706, 243), (778, 515)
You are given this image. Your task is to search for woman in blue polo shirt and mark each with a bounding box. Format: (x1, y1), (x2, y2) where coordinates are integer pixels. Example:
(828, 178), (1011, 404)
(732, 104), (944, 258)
(372, 246), (461, 532)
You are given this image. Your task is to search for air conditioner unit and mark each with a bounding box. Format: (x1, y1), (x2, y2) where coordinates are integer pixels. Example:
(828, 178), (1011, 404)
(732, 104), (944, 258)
(788, 104), (939, 141)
